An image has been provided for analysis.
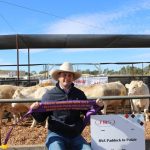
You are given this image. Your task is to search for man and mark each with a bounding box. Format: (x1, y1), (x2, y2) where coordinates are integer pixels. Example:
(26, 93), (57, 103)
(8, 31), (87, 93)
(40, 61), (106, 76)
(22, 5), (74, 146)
(30, 62), (104, 150)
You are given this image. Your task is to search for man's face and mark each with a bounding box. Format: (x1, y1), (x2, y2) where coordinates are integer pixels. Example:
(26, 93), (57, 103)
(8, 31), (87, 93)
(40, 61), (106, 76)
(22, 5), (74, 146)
(58, 72), (74, 88)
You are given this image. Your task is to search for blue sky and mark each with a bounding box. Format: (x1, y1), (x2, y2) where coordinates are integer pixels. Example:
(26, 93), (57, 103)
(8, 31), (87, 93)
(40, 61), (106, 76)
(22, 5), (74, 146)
(0, 0), (150, 72)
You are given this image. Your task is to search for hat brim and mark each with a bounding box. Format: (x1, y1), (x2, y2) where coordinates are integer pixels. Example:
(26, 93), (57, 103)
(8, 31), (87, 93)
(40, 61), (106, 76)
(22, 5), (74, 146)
(50, 69), (81, 81)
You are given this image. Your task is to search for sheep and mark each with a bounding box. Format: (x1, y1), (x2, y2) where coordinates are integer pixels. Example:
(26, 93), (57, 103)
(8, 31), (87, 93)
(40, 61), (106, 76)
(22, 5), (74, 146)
(125, 80), (150, 121)
(78, 81), (127, 114)
(12, 86), (54, 128)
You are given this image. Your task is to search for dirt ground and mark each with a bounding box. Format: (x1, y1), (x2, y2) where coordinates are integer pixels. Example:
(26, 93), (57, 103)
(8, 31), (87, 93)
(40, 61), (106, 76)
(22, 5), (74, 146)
(1, 118), (91, 146)
(1, 117), (150, 146)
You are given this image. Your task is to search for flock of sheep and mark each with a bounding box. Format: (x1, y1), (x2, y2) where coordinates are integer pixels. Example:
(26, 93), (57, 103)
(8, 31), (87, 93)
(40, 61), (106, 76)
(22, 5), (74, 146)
(0, 80), (149, 129)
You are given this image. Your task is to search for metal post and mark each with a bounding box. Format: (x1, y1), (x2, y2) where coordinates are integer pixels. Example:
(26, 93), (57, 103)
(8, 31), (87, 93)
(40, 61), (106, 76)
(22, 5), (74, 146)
(131, 63), (134, 80)
(16, 35), (20, 86)
(28, 48), (31, 85)
(142, 62), (144, 77)
(0, 123), (1, 145)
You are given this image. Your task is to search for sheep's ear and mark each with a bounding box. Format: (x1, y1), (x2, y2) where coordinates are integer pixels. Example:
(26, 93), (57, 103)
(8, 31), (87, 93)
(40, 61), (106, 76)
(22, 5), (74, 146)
(125, 84), (129, 89)
(138, 81), (143, 87)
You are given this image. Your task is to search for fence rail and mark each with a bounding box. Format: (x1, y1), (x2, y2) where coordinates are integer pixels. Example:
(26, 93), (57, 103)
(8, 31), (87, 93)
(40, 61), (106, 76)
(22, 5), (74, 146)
(0, 95), (150, 103)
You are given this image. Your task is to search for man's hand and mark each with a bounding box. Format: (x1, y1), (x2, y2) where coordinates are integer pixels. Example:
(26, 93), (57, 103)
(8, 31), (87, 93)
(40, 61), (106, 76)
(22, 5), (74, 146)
(30, 102), (40, 110)
(96, 98), (104, 107)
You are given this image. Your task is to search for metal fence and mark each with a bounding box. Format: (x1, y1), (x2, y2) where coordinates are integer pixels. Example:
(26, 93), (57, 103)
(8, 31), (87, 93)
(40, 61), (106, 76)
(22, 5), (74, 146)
(0, 95), (150, 148)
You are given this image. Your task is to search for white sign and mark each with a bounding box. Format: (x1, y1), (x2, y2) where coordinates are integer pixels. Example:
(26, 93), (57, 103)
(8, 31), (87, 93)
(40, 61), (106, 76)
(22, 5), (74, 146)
(91, 114), (145, 150)
(74, 76), (108, 86)
(8, 71), (16, 77)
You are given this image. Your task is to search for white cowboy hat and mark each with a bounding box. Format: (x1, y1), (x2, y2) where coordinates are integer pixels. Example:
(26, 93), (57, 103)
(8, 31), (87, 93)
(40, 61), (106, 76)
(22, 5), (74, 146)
(50, 62), (81, 81)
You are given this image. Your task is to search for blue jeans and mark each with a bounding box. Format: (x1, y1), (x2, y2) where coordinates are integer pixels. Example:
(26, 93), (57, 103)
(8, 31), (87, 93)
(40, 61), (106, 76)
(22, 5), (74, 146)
(46, 131), (92, 150)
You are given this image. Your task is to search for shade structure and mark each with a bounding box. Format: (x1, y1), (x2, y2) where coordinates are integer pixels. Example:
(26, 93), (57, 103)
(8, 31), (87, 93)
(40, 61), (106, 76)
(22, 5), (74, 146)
(0, 34), (150, 49)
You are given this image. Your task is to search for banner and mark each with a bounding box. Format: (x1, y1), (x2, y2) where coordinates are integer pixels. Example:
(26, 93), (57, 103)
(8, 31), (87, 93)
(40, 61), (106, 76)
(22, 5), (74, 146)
(74, 76), (108, 86)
